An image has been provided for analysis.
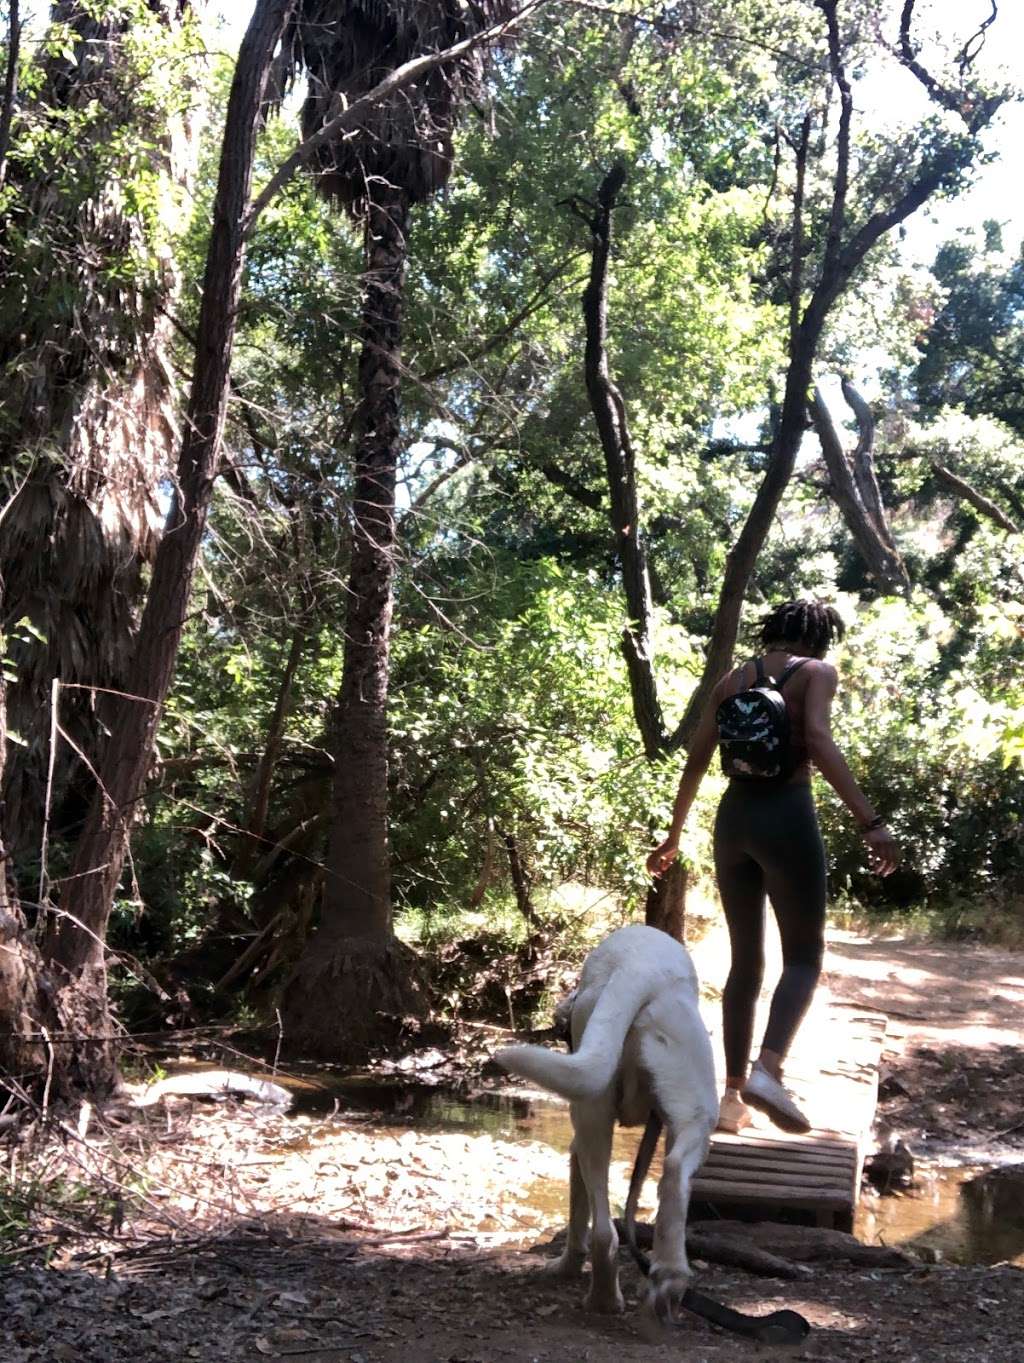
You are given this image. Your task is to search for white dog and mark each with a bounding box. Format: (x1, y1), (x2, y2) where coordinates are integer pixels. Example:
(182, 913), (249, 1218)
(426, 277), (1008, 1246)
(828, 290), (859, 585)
(495, 924), (717, 1317)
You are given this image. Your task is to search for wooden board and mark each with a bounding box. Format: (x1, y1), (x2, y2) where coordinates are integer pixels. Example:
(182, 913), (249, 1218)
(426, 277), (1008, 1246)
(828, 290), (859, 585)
(691, 1009), (887, 1229)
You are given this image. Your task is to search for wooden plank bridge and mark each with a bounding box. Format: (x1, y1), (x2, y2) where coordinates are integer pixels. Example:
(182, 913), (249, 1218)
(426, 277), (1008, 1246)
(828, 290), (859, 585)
(691, 1008), (888, 1230)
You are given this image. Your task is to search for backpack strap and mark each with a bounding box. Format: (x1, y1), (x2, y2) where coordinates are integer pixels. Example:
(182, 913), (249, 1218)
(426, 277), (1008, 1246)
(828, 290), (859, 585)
(754, 657), (766, 684)
(777, 658), (811, 689)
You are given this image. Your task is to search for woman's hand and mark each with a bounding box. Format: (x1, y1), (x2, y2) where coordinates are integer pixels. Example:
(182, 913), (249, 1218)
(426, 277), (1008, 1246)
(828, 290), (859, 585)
(863, 823), (900, 876)
(646, 839), (679, 877)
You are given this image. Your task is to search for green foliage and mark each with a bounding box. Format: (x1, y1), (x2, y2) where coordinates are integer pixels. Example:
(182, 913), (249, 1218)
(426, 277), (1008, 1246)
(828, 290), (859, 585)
(818, 594), (1024, 912)
(914, 227), (1024, 437)
(389, 556), (709, 915)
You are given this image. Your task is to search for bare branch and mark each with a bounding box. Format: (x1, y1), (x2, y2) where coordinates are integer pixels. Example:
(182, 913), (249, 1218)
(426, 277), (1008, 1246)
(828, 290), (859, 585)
(417, 255), (585, 384)
(956, 1), (998, 78)
(932, 461), (1020, 533)
(898, 0), (1006, 133)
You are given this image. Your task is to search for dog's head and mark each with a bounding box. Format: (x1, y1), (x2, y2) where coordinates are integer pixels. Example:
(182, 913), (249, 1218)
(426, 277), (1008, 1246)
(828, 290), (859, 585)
(552, 988), (578, 1044)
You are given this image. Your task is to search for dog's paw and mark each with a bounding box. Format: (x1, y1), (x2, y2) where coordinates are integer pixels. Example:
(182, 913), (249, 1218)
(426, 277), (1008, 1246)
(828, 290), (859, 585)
(584, 1284), (626, 1315)
(645, 1265), (693, 1324)
(540, 1250), (586, 1281)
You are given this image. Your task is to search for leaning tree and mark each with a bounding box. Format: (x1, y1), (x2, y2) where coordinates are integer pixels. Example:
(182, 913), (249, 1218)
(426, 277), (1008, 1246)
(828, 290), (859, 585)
(0, 0), (203, 1095)
(0, 0), (201, 864)
(280, 0), (523, 1052)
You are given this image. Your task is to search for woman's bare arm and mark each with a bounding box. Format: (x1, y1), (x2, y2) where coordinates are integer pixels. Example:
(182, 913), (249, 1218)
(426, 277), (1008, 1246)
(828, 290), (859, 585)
(804, 662), (899, 874)
(646, 690), (722, 876)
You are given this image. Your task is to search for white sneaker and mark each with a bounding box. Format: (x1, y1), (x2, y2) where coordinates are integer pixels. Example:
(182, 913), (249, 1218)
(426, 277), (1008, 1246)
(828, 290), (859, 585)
(742, 1062), (811, 1134)
(717, 1087), (752, 1134)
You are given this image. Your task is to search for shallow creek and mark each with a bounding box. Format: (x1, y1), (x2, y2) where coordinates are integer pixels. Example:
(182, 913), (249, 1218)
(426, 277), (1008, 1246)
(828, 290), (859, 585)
(278, 1073), (1024, 1268)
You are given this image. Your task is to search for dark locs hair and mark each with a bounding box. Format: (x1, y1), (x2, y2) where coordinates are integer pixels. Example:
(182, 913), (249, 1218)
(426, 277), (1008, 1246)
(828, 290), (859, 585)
(758, 600), (846, 655)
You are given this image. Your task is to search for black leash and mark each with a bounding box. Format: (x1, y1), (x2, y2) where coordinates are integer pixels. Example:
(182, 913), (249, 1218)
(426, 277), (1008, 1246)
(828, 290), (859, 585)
(623, 1113), (812, 1346)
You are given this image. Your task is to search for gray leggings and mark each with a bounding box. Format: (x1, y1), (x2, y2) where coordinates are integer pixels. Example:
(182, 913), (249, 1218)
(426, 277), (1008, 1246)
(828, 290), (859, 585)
(713, 780), (827, 1079)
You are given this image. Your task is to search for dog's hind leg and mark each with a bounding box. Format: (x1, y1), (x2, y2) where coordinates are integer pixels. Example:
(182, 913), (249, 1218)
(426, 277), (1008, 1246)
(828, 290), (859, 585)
(647, 1121), (709, 1315)
(542, 1149), (589, 1280)
(638, 1008), (717, 1322)
(571, 1099), (624, 1314)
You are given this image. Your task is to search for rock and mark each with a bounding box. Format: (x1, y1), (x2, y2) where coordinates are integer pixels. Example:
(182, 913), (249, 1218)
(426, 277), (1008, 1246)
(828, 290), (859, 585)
(135, 1070), (293, 1109)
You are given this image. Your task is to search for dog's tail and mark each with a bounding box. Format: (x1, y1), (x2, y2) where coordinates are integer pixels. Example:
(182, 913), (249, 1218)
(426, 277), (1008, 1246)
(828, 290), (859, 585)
(494, 968), (652, 1101)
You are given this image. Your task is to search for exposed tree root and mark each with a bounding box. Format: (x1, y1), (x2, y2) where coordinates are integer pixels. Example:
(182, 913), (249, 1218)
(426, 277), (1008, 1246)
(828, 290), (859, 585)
(280, 934), (428, 1060)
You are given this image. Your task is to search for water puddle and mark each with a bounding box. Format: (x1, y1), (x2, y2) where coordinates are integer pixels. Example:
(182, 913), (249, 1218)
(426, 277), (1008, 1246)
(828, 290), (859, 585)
(859, 1155), (1024, 1266)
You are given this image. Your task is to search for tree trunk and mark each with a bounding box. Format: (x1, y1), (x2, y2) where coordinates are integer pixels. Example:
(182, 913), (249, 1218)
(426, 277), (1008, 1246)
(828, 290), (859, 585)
(0, 0), (198, 863)
(841, 377), (901, 559)
(504, 831), (537, 927)
(323, 186), (409, 942)
(644, 860), (686, 941)
(38, 1), (300, 1084)
(0, 0), (20, 190)
(576, 165), (683, 938)
(581, 163), (668, 762)
(809, 384), (910, 595)
(281, 186), (426, 1054)
(670, 335), (818, 751)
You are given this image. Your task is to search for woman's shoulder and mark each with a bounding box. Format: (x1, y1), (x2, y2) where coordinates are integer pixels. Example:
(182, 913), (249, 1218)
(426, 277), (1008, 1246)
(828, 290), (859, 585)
(712, 658), (754, 703)
(796, 657), (838, 690)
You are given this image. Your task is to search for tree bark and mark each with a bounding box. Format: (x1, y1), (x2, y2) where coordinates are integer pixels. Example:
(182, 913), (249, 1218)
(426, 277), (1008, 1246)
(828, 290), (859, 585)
(0, 0), (20, 190)
(841, 376), (901, 559)
(320, 185), (409, 943)
(809, 384), (910, 595)
(504, 831), (537, 926)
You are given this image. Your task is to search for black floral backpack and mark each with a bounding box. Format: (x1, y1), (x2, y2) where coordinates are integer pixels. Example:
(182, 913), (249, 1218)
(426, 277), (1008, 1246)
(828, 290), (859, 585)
(715, 657), (810, 780)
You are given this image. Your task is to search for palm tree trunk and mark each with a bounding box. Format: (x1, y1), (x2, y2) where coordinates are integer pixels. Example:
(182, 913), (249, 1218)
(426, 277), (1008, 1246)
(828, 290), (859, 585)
(323, 186), (408, 941)
(282, 186), (426, 1052)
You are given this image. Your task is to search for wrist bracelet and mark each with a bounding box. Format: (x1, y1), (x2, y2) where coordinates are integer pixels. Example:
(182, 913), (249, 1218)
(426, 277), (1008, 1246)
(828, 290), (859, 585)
(860, 814), (886, 832)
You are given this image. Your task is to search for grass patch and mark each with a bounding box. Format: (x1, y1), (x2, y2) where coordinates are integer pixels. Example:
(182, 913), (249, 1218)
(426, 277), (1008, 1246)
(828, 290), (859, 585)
(829, 893), (1024, 948)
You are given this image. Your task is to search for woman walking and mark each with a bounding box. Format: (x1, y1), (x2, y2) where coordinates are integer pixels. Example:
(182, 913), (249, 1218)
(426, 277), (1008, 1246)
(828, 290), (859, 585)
(647, 601), (899, 1134)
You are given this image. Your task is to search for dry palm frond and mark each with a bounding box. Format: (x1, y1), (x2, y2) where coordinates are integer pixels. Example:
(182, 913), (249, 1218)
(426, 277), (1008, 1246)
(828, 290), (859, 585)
(286, 0), (518, 210)
(0, 1), (198, 855)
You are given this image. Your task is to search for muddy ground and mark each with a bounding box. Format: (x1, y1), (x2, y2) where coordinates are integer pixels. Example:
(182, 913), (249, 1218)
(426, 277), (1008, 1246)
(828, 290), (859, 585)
(3, 931), (1024, 1363)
